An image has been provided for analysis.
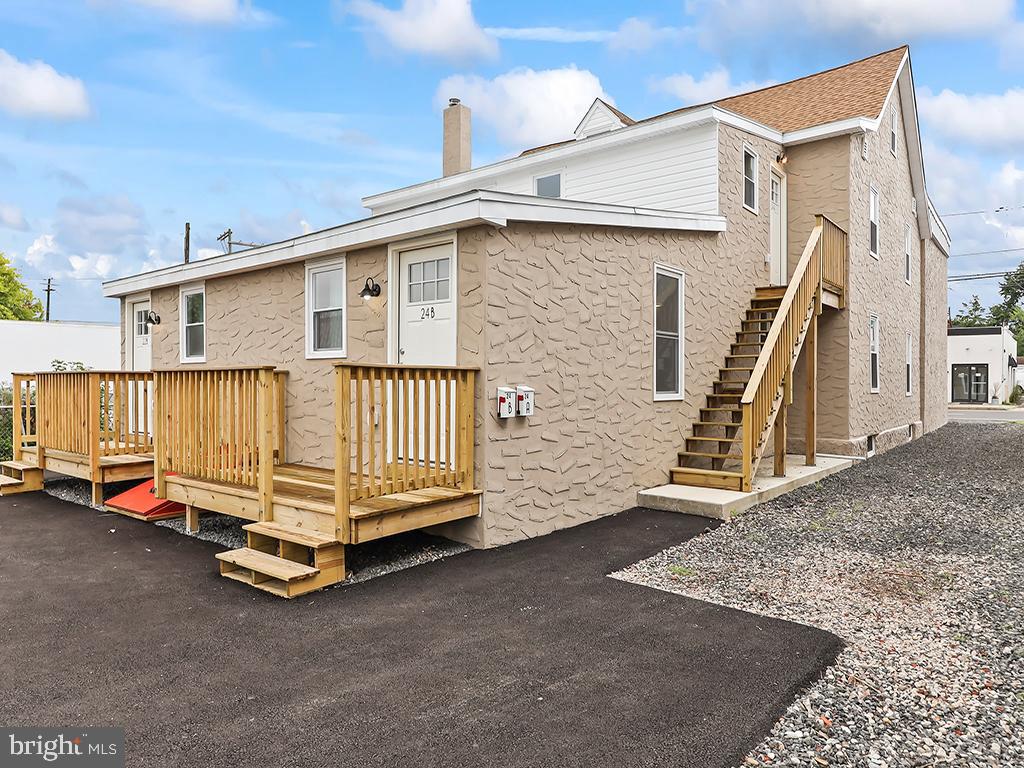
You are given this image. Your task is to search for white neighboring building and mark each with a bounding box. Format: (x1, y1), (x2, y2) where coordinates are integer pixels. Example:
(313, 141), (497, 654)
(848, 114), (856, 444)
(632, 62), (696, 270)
(947, 326), (1018, 404)
(0, 320), (120, 387)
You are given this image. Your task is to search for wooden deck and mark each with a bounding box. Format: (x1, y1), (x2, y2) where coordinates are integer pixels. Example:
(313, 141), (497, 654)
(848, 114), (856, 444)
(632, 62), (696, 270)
(163, 462), (481, 545)
(20, 446), (154, 483)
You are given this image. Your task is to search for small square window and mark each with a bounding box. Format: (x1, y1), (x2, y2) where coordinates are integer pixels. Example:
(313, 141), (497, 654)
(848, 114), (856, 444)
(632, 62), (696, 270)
(535, 173), (561, 198)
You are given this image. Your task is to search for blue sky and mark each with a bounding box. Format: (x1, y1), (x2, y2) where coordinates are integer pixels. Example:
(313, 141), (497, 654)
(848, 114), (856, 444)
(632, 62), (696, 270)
(1, 0), (1023, 322)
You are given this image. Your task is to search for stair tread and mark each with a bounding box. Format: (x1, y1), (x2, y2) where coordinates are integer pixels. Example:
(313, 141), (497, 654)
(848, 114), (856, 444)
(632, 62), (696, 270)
(693, 421), (740, 427)
(215, 547), (319, 581)
(1, 460), (37, 472)
(701, 407), (741, 412)
(0, 475), (23, 486)
(672, 467), (744, 478)
(679, 450), (737, 459)
(687, 435), (740, 443)
(243, 521), (339, 549)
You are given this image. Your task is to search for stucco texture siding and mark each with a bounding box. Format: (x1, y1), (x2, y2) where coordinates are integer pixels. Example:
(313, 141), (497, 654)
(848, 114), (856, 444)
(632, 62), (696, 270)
(472, 219), (772, 545)
(922, 238), (948, 431)
(147, 247), (390, 467)
(846, 89), (923, 451)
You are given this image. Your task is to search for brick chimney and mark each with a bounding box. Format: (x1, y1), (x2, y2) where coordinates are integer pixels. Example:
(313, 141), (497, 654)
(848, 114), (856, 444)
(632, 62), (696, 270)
(442, 98), (471, 177)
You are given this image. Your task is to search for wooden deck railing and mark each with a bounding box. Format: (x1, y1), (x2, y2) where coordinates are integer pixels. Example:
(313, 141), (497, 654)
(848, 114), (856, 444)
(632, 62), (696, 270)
(152, 367), (287, 515)
(334, 363), (477, 542)
(819, 215), (849, 307)
(33, 371), (155, 469)
(740, 214), (848, 491)
(10, 373), (37, 461)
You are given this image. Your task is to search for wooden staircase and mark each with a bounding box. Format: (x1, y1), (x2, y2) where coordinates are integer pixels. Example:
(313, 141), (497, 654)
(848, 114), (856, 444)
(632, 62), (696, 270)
(0, 459), (44, 496)
(670, 215), (849, 493)
(672, 287), (784, 491)
(216, 520), (346, 598)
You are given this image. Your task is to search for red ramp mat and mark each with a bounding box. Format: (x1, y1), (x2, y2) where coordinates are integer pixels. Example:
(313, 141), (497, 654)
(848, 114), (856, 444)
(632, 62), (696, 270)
(106, 479), (185, 521)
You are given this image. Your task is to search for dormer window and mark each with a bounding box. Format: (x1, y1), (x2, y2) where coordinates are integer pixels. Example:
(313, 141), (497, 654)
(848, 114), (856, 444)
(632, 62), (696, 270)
(535, 173), (561, 199)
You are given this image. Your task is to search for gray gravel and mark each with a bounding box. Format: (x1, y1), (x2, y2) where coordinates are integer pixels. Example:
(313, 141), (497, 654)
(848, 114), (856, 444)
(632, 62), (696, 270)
(614, 422), (1024, 768)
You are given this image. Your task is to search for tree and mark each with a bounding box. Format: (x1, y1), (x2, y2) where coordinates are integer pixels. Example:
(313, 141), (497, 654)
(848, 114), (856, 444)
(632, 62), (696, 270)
(0, 252), (43, 321)
(952, 295), (990, 327)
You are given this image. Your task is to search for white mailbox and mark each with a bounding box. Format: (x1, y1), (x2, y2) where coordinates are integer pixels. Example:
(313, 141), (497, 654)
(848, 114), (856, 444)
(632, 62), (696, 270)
(496, 386), (516, 419)
(516, 385), (535, 417)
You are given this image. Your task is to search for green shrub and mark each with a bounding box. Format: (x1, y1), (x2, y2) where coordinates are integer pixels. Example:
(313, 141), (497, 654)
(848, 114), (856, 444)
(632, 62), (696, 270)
(1010, 385), (1024, 406)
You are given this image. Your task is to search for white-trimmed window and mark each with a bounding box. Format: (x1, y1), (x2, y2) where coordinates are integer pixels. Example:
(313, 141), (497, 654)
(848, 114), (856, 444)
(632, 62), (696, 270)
(180, 284), (206, 363)
(868, 314), (880, 393)
(869, 186), (880, 258)
(905, 332), (913, 397)
(654, 264), (685, 400)
(305, 258), (347, 359)
(742, 147), (758, 213)
(890, 105), (898, 157)
(904, 223), (912, 284)
(535, 173), (561, 198)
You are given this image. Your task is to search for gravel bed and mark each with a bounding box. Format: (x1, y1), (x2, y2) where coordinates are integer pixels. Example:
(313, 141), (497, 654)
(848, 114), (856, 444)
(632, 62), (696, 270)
(614, 422), (1023, 768)
(43, 477), (136, 510)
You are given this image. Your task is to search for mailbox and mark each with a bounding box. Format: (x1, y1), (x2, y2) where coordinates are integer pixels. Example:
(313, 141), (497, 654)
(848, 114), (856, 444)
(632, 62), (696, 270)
(516, 385), (535, 417)
(496, 386), (516, 419)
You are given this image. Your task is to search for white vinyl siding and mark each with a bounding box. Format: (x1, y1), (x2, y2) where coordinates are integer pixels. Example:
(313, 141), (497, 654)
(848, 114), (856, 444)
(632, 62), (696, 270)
(742, 146), (758, 213)
(654, 264), (685, 400)
(869, 314), (880, 393)
(904, 223), (912, 285)
(905, 332), (913, 396)
(179, 284), (206, 364)
(305, 258), (347, 359)
(869, 186), (880, 258)
(372, 123), (720, 216)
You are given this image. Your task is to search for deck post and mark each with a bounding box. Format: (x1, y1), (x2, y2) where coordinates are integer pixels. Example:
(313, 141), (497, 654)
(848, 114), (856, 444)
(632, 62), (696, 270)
(88, 373), (102, 504)
(460, 370), (476, 490)
(35, 377), (46, 471)
(773, 394), (787, 478)
(153, 373), (166, 499)
(335, 366), (351, 544)
(256, 368), (274, 521)
(185, 504), (199, 533)
(740, 401), (753, 492)
(274, 371), (287, 465)
(11, 374), (24, 462)
(806, 310), (818, 466)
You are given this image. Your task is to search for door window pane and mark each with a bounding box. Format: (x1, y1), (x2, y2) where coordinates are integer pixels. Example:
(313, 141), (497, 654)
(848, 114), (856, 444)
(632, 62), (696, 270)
(407, 257), (452, 304)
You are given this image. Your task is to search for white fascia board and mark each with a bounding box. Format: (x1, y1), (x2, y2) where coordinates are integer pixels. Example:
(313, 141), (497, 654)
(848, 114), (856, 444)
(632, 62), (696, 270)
(928, 198), (951, 256)
(103, 191), (726, 298)
(361, 105), (751, 212)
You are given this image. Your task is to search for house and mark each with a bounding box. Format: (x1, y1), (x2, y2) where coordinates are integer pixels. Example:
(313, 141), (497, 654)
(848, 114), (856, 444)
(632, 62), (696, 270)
(0, 319), (120, 387)
(948, 326), (1018, 404)
(6, 44), (941, 596)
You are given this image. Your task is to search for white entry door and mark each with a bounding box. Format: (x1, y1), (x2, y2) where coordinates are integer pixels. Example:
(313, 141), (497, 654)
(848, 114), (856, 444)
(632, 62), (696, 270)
(769, 171), (786, 286)
(130, 299), (152, 371)
(398, 242), (456, 365)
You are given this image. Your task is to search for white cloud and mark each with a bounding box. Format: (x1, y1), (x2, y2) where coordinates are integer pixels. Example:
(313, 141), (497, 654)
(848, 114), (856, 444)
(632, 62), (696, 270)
(652, 67), (775, 105)
(25, 234), (59, 269)
(121, 0), (272, 25)
(485, 18), (688, 52)
(0, 202), (28, 231)
(345, 0), (497, 60)
(67, 252), (116, 279)
(690, 0), (1014, 49)
(437, 66), (611, 147)
(918, 87), (1024, 150)
(0, 49), (89, 120)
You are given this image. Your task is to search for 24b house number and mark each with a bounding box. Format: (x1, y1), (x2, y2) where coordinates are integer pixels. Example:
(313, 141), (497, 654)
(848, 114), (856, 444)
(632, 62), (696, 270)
(419, 306), (436, 320)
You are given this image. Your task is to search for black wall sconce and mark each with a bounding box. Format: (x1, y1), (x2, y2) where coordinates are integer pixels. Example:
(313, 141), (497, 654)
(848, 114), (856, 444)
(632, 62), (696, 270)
(359, 277), (382, 300)
(145, 310), (161, 326)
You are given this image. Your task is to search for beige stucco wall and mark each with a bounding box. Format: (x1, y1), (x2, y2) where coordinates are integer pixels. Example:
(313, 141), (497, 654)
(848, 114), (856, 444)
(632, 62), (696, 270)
(921, 237), (949, 432)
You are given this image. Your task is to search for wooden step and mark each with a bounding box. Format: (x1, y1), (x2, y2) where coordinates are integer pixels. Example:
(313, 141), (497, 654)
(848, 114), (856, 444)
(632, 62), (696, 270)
(692, 420), (740, 429)
(707, 392), (742, 401)
(243, 521), (338, 549)
(686, 435), (739, 444)
(701, 407), (741, 414)
(678, 449), (737, 461)
(1, 460), (37, 474)
(215, 547), (319, 582)
(755, 286), (787, 299)
(725, 354), (760, 361)
(720, 367), (754, 374)
(670, 467), (744, 491)
(0, 475), (22, 487)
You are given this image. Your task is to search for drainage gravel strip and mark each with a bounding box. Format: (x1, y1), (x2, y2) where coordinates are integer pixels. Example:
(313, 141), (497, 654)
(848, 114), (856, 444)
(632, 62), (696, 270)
(614, 422), (1023, 768)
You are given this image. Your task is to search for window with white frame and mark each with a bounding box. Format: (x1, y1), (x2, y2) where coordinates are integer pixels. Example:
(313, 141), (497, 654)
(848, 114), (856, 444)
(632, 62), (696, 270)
(904, 223), (912, 284)
(869, 186), (880, 258)
(180, 285), (206, 363)
(905, 332), (913, 396)
(890, 105), (898, 157)
(868, 314), (880, 393)
(535, 173), (561, 198)
(306, 258), (347, 358)
(654, 265), (684, 399)
(742, 147), (758, 212)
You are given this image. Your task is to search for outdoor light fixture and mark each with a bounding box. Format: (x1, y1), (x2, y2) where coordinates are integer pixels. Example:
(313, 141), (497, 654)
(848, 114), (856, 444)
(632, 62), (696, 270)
(359, 277), (381, 300)
(145, 310), (161, 326)
(776, 151), (789, 165)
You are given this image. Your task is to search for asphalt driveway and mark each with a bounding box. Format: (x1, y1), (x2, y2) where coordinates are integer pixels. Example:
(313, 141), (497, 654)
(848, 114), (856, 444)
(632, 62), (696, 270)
(0, 493), (842, 768)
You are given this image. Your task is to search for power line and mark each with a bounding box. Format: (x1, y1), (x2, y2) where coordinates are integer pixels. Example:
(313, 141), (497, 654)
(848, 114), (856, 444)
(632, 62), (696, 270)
(948, 271), (1013, 283)
(949, 246), (1024, 259)
(943, 203), (1024, 218)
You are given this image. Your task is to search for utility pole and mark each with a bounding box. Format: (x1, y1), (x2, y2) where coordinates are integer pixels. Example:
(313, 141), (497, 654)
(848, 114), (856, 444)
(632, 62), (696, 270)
(184, 221), (191, 264)
(44, 278), (55, 322)
(217, 228), (260, 255)
(218, 228), (233, 255)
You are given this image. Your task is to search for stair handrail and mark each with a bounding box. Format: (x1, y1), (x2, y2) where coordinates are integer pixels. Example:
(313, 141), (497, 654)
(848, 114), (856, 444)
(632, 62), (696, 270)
(739, 215), (830, 490)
